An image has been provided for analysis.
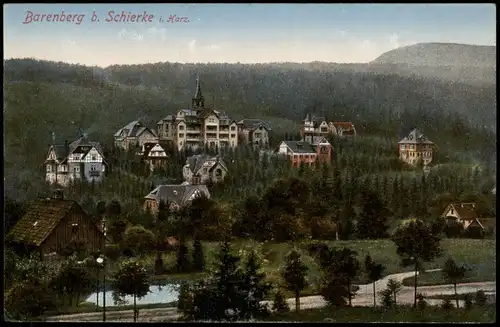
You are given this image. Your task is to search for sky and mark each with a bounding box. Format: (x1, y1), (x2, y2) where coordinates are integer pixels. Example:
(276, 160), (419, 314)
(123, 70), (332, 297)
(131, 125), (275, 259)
(3, 3), (496, 67)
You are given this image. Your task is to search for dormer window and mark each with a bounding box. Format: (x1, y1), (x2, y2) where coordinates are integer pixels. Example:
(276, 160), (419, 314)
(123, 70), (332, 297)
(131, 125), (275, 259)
(320, 146), (328, 153)
(71, 223), (79, 233)
(451, 209), (454, 215)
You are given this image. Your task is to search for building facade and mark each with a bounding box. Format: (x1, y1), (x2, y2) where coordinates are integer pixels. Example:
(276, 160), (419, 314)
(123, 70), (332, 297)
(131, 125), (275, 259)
(143, 184), (211, 214)
(398, 129), (435, 166)
(45, 134), (106, 187)
(276, 136), (332, 168)
(156, 78), (239, 151)
(114, 120), (158, 151)
(237, 119), (272, 147)
(330, 122), (357, 137)
(7, 190), (106, 258)
(137, 142), (169, 172)
(183, 154), (228, 184)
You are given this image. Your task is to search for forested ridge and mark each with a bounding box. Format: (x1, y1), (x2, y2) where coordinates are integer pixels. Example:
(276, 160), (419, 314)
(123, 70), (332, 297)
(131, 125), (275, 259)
(3, 58), (497, 203)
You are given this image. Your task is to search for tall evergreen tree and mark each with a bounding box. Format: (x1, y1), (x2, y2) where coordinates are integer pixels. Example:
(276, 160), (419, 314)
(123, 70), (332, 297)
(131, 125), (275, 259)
(356, 190), (390, 239)
(192, 238), (205, 272)
(282, 249), (308, 312)
(239, 251), (272, 319)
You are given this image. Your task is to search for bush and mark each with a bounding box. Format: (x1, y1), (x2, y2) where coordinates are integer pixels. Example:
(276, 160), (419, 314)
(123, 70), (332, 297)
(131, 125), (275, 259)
(123, 225), (155, 254)
(475, 290), (487, 306)
(5, 282), (57, 320)
(441, 298), (454, 310)
(464, 226), (485, 239)
(416, 293), (427, 310)
(444, 221), (463, 238)
(104, 244), (122, 261)
(177, 282), (194, 312)
(464, 294), (474, 310)
(380, 289), (394, 309)
(272, 289), (290, 314)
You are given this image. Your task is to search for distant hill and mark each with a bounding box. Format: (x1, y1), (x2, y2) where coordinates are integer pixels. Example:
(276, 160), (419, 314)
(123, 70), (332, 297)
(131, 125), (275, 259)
(372, 43), (496, 68)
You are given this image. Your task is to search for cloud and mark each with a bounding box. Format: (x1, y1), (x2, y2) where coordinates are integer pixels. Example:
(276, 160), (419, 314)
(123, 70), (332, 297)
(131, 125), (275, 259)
(147, 27), (167, 40)
(188, 39), (196, 51)
(206, 44), (221, 51)
(118, 28), (143, 41)
(389, 33), (400, 47)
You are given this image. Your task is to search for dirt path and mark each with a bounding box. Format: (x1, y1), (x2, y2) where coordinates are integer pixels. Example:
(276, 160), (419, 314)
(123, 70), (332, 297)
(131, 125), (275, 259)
(44, 269), (496, 322)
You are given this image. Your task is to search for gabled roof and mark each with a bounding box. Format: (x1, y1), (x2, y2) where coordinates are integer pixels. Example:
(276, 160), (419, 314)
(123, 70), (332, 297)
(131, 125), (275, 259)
(331, 122), (355, 130)
(280, 140), (317, 154)
(157, 115), (175, 124)
(185, 154), (228, 174)
(301, 136), (330, 146)
(69, 136), (104, 156)
(7, 199), (102, 247)
(45, 145), (69, 163)
(144, 184), (211, 206)
(114, 121), (157, 138)
(443, 203), (481, 220)
(398, 129), (434, 144)
(48, 135), (106, 164)
(144, 143), (168, 158)
(237, 119), (272, 131)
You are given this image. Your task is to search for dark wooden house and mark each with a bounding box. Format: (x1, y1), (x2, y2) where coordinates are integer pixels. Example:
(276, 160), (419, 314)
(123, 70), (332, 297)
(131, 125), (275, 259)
(6, 190), (105, 259)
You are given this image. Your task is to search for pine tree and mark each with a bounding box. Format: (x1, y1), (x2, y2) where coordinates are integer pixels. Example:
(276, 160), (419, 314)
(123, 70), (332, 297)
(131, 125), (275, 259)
(282, 249), (308, 312)
(272, 289), (290, 313)
(192, 238), (205, 272)
(239, 251), (272, 320)
(176, 240), (191, 273)
(356, 190), (390, 239)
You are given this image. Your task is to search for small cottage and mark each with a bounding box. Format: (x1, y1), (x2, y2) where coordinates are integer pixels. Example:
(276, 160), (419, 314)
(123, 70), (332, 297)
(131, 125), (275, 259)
(6, 190), (105, 259)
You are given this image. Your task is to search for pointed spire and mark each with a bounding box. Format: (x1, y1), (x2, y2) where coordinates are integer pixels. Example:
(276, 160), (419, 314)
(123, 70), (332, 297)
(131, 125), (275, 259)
(192, 74), (204, 108)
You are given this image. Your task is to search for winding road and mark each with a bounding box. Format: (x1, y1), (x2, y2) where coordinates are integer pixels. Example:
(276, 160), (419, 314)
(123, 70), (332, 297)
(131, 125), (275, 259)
(44, 269), (495, 322)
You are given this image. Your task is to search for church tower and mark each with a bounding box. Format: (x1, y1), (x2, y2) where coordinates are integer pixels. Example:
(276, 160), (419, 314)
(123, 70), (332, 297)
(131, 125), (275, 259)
(192, 76), (205, 109)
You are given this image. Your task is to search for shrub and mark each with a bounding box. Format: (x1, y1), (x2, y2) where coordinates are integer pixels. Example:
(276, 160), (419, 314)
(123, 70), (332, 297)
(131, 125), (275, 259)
(464, 226), (485, 239)
(464, 294), (473, 310)
(475, 290), (487, 306)
(416, 293), (427, 310)
(441, 298), (454, 311)
(104, 244), (122, 261)
(272, 289), (290, 314)
(380, 288), (394, 309)
(443, 221), (464, 238)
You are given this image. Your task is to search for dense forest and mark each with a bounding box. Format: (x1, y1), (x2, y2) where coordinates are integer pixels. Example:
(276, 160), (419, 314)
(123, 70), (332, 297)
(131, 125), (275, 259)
(3, 58), (497, 205)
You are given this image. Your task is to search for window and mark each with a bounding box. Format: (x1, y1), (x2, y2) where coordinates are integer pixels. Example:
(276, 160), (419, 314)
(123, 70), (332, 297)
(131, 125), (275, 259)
(231, 126), (236, 131)
(320, 146), (328, 153)
(73, 155), (79, 160)
(47, 165), (51, 172)
(451, 209), (454, 214)
(179, 133), (184, 138)
(230, 134), (236, 138)
(179, 126), (185, 130)
(71, 223), (79, 233)
(91, 164), (96, 171)
(203, 168), (208, 174)
(91, 156), (97, 161)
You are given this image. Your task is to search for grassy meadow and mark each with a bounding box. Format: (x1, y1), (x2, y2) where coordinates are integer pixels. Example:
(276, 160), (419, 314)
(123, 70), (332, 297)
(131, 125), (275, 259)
(126, 239), (495, 298)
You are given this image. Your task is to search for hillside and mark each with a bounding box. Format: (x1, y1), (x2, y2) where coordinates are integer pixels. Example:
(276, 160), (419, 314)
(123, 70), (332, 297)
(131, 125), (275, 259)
(372, 43), (496, 68)
(3, 58), (497, 201)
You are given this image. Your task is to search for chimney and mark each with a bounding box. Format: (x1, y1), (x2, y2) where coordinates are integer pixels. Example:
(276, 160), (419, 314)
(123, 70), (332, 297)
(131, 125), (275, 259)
(53, 189), (64, 200)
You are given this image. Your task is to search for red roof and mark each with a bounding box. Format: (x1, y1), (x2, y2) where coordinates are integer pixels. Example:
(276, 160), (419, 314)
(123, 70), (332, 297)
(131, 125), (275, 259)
(332, 122), (355, 129)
